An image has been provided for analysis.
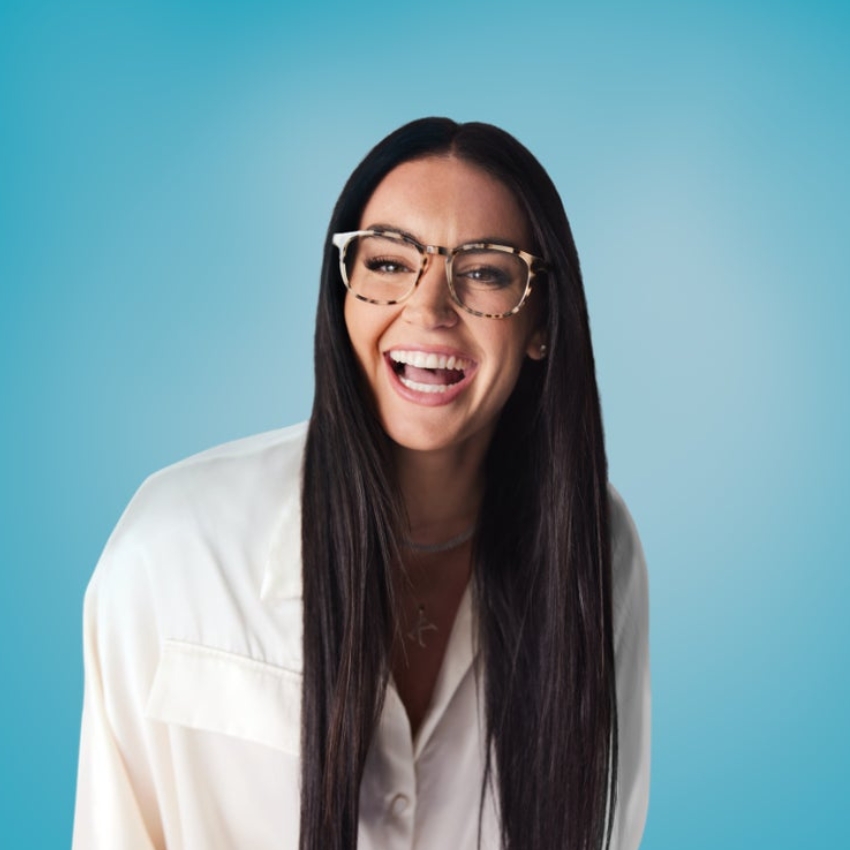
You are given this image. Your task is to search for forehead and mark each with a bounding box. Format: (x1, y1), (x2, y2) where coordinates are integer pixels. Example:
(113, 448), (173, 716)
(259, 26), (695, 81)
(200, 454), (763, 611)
(359, 155), (532, 248)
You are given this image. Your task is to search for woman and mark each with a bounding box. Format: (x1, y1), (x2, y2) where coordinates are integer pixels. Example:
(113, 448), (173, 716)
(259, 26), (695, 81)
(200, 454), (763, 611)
(73, 117), (650, 850)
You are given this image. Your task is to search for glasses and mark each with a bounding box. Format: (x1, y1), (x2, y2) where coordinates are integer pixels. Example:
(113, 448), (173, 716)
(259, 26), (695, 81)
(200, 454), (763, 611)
(332, 229), (546, 319)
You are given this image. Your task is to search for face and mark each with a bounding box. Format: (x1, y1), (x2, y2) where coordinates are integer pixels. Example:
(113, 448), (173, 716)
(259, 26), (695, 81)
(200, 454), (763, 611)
(344, 156), (545, 459)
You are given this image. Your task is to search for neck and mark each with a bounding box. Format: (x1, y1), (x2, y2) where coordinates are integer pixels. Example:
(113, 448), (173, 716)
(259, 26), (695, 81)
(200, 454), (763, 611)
(394, 442), (486, 545)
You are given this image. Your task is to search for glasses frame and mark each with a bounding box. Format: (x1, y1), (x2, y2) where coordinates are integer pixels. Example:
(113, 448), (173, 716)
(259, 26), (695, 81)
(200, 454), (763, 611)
(332, 229), (547, 319)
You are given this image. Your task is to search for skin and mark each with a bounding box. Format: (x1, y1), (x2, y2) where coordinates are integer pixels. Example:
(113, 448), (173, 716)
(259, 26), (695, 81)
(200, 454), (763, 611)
(343, 155), (546, 733)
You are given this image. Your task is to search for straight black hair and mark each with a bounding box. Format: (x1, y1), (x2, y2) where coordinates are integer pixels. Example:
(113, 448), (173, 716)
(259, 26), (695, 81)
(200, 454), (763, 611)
(300, 117), (616, 850)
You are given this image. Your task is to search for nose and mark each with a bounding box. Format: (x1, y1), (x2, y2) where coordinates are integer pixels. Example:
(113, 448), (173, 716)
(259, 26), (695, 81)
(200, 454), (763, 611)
(401, 258), (459, 329)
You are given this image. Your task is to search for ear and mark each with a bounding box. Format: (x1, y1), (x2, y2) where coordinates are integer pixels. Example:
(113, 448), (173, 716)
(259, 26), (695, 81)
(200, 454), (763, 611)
(525, 325), (548, 361)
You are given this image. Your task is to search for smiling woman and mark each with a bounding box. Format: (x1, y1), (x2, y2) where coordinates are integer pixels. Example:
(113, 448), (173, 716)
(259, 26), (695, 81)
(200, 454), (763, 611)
(72, 118), (650, 850)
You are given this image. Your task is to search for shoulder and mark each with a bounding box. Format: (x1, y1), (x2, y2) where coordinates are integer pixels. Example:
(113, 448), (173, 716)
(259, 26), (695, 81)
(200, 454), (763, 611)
(122, 421), (307, 533)
(607, 483), (642, 562)
(101, 422), (307, 562)
(607, 483), (649, 641)
(606, 484), (651, 848)
(86, 422), (309, 646)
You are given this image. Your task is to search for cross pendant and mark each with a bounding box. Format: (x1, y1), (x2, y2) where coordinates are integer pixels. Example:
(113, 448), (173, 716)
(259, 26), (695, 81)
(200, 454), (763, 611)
(407, 604), (438, 648)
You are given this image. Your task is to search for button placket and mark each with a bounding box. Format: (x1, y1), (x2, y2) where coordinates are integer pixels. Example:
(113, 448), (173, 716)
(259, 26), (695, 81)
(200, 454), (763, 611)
(358, 682), (417, 848)
(380, 686), (416, 840)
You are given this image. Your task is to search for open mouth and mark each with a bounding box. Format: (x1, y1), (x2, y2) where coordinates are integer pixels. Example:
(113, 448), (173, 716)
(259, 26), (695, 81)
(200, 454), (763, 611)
(388, 350), (472, 394)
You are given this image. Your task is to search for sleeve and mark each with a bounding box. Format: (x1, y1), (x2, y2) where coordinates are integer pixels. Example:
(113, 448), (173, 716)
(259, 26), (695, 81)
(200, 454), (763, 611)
(72, 521), (167, 850)
(608, 487), (651, 850)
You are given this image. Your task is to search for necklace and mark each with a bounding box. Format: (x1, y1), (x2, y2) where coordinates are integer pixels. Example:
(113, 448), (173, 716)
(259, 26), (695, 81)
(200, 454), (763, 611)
(403, 524), (475, 554)
(401, 524), (474, 647)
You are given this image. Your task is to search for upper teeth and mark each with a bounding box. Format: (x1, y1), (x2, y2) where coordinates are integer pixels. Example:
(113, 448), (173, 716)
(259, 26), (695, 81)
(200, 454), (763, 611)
(389, 350), (471, 371)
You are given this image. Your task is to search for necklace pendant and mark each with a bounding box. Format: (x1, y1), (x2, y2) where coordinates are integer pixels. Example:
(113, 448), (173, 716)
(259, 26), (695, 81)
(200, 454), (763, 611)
(407, 604), (438, 648)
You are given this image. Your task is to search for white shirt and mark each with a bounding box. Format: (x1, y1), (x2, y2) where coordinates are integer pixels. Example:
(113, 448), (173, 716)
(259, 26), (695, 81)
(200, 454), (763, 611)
(72, 421), (650, 849)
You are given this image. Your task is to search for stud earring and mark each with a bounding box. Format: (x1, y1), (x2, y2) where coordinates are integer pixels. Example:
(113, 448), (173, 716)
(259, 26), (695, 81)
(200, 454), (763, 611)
(539, 343), (548, 358)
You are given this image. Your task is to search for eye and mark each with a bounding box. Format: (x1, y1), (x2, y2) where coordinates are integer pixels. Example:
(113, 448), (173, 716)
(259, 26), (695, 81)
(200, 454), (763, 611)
(457, 264), (512, 289)
(365, 256), (415, 275)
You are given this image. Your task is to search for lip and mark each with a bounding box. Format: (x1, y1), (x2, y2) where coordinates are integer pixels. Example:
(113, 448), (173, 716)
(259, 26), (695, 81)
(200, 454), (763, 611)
(383, 346), (478, 407)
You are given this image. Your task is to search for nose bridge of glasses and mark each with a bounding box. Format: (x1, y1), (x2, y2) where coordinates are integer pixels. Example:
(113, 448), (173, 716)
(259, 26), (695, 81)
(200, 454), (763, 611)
(404, 244), (456, 316)
(422, 243), (450, 257)
(418, 243), (450, 279)
(416, 244), (452, 289)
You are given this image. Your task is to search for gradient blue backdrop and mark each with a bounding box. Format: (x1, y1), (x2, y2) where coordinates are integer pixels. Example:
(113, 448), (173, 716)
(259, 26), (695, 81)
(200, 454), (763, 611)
(2, 1), (848, 846)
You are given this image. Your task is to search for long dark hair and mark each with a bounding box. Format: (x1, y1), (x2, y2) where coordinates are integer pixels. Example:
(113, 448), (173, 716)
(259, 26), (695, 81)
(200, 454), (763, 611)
(300, 118), (616, 850)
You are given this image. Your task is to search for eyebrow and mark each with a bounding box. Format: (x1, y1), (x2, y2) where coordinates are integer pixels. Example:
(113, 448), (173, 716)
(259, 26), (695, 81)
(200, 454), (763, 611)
(364, 222), (524, 251)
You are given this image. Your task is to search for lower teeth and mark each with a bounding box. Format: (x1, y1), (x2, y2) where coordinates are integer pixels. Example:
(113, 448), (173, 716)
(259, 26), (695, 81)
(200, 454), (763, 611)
(399, 376), (454, 394)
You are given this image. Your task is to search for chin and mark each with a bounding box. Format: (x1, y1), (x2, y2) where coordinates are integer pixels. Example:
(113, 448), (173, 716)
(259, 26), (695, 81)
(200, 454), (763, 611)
(380, 413), (494, 460)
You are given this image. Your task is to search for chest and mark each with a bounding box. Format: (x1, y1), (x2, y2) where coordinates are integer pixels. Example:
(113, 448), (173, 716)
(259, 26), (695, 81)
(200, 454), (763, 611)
(390, 548), (472, 735)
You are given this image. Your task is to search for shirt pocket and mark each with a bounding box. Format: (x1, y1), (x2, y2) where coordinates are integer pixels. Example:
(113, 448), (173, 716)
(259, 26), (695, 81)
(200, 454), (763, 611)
(145, 639), (302, 756)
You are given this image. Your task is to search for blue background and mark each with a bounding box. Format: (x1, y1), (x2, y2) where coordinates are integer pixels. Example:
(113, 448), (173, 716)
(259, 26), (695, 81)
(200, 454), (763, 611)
(2, 0), (848, 846)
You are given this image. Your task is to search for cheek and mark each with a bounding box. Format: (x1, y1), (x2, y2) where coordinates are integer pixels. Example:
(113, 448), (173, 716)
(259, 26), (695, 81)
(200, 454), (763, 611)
(343, 297), (389, 378)
(485, 322), (538, 400)
(343, 298), (369, 360)
(342, 295), (356, 344)
(489, 320), (536, 369)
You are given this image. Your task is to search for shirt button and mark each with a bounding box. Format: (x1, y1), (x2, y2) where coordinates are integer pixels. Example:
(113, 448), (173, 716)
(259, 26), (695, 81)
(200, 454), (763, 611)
(390, 793), (410, 816)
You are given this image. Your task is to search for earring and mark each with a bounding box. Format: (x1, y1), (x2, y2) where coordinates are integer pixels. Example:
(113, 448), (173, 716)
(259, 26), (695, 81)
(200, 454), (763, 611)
(539, 343), (548, 358)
